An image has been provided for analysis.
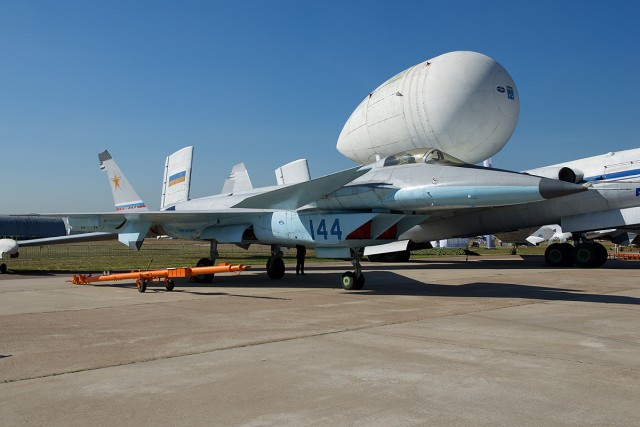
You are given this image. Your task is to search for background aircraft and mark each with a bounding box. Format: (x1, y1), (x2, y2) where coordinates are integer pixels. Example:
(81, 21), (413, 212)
(0, 216), (115, 273)
(0, 215), (117, 273)
(336, 51), (519, 166)
(0, 215), (66, 273)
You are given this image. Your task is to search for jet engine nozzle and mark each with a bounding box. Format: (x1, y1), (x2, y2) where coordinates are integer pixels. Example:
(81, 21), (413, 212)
(538, 178), (589, 200)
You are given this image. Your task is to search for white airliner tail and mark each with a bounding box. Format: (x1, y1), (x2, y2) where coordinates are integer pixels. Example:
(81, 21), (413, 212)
(98, 150), (148, 212)
(161, 146), (193, 209)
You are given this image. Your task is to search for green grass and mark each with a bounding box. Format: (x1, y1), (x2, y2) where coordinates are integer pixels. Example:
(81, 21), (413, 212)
(4, 239), (566, 274)
(7, 240), (275, 273)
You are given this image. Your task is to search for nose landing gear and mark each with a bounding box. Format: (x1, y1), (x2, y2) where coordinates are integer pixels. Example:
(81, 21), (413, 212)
(341, 249), (365, 290)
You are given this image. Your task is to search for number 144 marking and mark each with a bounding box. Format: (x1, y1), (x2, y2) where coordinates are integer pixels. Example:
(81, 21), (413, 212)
(309, 218), (343, 241)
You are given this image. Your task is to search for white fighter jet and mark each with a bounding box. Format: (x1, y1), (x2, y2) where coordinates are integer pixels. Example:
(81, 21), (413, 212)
(47, 145), (583, 290)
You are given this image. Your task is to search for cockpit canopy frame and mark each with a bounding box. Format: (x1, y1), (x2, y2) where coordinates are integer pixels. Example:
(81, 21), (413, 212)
(382, 148), (467, 167)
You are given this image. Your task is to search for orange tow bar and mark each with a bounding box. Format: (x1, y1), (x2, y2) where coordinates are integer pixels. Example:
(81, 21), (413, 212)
(68, 263), (249, 292)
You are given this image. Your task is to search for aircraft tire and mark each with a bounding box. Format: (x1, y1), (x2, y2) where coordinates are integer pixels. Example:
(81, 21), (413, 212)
(574, 243), (596, 268)
(0, 263), (6, 274)
(545, 243), (574, 267)
(266, 256), (285, 279)
(593, 242), (608, 268)
(382, 252), (400, 262)
(574, 243), (608, 268)
(341, 272), (356, 290)
(559, 243), (575, 266)
(194, 258), (214, 283)
(374, 251), (411, 262)
(354, 273), (365, 290)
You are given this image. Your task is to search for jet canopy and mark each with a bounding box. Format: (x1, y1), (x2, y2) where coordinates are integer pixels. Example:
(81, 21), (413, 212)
(381, 149), (467, 167)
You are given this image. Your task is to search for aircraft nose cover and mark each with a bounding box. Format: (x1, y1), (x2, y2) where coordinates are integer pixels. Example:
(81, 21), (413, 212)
(538, 178), (588, 199)
(337, 51), (519, 165)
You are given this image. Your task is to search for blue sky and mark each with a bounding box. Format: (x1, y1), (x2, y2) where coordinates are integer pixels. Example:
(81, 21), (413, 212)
(1, 0), (639, 213)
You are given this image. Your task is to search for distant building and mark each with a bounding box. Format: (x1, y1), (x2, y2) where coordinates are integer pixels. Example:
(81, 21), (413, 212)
(0, 215), (66, 239)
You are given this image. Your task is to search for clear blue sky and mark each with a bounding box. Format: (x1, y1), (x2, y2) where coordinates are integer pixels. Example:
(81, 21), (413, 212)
(1, 0), (639, 213)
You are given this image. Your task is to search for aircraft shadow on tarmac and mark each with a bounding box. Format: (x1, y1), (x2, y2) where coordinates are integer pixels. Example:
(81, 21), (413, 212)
(92, 263), (640, 307)
(360, 273), (640, 305)
(301, 255), (640, 271)
(5, 257), (640, 306)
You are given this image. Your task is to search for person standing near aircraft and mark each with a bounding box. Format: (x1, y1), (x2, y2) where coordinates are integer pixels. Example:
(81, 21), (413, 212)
(296, 244), (306, 276)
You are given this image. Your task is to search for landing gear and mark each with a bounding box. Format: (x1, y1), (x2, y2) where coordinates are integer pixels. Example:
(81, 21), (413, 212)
(545, 243), (575, 267)
(266, 245), (285, 279)
(194, 257), (214, 283)
(573, 242), (608, 268)
(193, 241), (218, 283)
(342, 249), (365, 290)
(544, 240), (608, 268)
(341, 271), (365, 290)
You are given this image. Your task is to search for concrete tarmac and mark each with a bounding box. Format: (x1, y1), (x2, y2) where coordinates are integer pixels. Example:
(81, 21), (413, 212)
(1, 255), (639, 426)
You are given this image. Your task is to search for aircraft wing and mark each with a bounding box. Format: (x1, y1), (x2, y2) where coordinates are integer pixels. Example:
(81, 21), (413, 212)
(232, 166), (370, 210)
(40, 209), (279, 228)
(17, 232), (117, 247)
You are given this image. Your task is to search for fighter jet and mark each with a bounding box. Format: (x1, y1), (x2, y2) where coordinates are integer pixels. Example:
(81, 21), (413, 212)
(49, 146), (585, 290)
(400, 148), (640, 268)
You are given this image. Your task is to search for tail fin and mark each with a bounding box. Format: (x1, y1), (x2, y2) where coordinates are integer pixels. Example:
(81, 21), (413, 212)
(98, 150), (148, 211)
(275, 159), (311, 185)
(161, 146), (193, 209)
(221, 163), (253, 194)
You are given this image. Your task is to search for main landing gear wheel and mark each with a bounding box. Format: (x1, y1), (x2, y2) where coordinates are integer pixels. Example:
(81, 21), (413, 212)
(545, 243), (575, 267)
(573, 242), (608, 268)
(194, 257), (214, 283)
(341, 272), (365, 290)
(266, 256), (285, 279)
(545, 241), (608, 268)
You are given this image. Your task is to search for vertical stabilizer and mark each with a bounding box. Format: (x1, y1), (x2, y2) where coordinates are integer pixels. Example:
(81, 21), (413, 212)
(161, 146), (193, 209)
(98, 150), (148, 211)
(275, 159), (311, 185)
(221, 163), (253, 194)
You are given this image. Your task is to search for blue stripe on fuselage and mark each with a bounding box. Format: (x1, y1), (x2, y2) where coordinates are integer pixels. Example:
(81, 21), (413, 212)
(582, 168), (640, 182)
